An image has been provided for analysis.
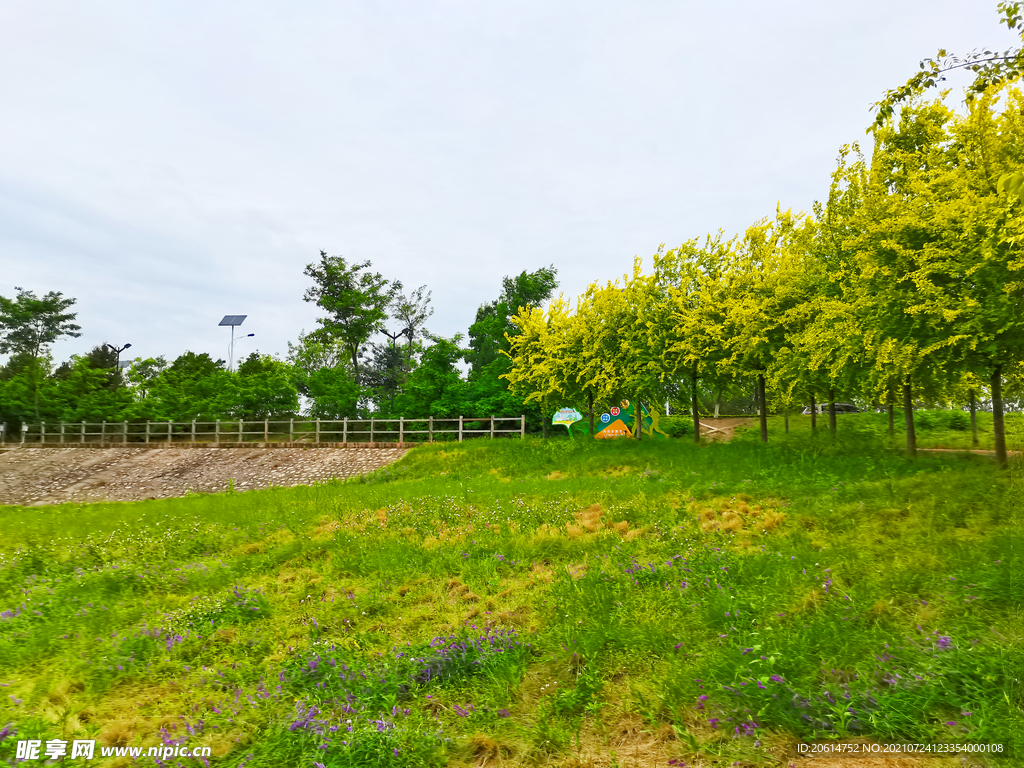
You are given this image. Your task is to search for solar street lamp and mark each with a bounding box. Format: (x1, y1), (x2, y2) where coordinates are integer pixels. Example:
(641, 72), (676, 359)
(219, 315), (253, 371)
(232, 333), (255, 370)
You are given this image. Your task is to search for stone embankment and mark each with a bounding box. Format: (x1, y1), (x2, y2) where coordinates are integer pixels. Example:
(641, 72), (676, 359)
(0, 446), (407, 506)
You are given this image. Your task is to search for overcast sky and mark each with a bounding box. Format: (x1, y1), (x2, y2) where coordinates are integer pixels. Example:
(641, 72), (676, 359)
(0, 1), (1008, 368)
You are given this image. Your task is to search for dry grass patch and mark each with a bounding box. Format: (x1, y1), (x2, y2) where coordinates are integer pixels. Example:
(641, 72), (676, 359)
(310, 517), (340, 540)
(693, 495), (787, 537)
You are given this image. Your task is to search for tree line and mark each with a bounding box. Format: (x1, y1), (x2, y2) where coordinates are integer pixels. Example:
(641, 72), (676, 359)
(504, 79), (1024, 466)
(0, 261), (559, 430)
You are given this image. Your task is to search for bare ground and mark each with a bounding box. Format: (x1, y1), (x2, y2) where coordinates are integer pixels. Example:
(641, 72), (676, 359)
(698, 417), (753, 441)
(0, 446), (407, 507)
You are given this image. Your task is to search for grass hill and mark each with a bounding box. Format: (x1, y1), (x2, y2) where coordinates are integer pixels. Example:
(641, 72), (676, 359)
(1, 414), (1021, 766)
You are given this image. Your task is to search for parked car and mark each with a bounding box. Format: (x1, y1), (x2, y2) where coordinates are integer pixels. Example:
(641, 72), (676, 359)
(801, 403), (860, 415)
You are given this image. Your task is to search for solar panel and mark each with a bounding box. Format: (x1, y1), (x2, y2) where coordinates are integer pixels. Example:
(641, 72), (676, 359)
(219, 315), (247, 326)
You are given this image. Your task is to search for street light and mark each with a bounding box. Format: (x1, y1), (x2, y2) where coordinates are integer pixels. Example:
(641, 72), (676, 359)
(219, 315), (252, 371)
(382, 327), (413, 348)
(230, 333), (255, 371)
(105, 343), (132, 389)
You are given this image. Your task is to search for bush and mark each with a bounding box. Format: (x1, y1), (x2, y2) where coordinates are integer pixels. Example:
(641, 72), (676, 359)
(947, 411), (970, 431)
(659, 415), (694, 439)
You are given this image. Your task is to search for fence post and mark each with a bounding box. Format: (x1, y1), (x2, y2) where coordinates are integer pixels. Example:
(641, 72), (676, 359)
(145, 421), (150, 445)
(191, 420), (196, 445)
(238, 419), (243, 445)
(521, 415), (526, 439)
(428, 416), (433, 442)
(315, 418), (320, 444)
(343, 416), (348, 445)
(0, 424), (4, 448)
(41, 422), (46, 446)
(370, 417), (375, 446)
(80, 422), (85, 444)
(458, 415), (463, 442)
(60, 421), (65, 445)
(264, 419), (269, 444)
(22, 424), (28, 446)
(168, 420), (172, 445)
(101, 420), (106, 446)
(399, 417), (404, 446)
(289, 418), (294, 444)
(215, 419), (220, 446)
(490, 415), (495, 439)
(123, 421), (128, 446)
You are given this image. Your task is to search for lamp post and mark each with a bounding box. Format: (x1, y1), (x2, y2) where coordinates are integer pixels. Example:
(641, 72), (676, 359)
(382, 327), (413, 349)
(230, 334), (255, 372)
(105, 343), (132, 389)
(219, 315), (252, 371)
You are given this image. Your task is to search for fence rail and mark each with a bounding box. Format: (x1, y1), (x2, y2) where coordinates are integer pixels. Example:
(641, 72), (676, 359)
(0, 416), (526, 448)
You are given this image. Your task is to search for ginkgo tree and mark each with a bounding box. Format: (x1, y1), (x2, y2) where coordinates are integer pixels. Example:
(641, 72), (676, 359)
(850, 85), (1024, 465)
(712, 209), (814, 442)
(660, 234), (735, 443)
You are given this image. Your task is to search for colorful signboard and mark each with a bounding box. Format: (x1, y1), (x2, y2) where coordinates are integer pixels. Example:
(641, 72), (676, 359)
(594, 400), (669, 440)
(552, 407), (583, 434)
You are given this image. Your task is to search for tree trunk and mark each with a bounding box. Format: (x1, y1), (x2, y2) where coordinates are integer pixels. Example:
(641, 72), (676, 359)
(714, 388), (720, 419)
(33, 369), (41, 420)
(992, 367), (1007, 469)
(887, 400), (894, 436)
(588, 391), (595, 439)
(903, 378), (916, 459)
(784, 409), (789, 434)
(828, 387), (837, 436)
(635, 398), (642, 441)
(969, 389), (978, 447)
(758, 374), (768, 443)
(810, 394), (817, 434)
(692, 369), (700, 444)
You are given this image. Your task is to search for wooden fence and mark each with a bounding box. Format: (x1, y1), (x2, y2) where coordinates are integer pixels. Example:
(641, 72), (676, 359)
(0, 416), (526, 448)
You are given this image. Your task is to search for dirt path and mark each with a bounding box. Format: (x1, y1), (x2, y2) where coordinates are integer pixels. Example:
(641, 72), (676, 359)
(919, 447), (1021, 457)
(0, 447), (407, 506)
(697, 417), (753, 441)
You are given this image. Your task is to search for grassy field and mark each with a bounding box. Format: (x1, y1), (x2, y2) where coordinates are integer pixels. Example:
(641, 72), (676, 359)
(1, 413), (1022, 766)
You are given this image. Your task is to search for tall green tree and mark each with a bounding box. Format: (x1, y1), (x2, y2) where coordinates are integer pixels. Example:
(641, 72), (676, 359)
(303, 251), (400, 384)
(394, 334), (471, 419)
(287, 330), (361, 418)
(390, 285), (433, 365)
(466, 266), (558, 418)
(466, 266), (558, 379)
(363, 342), (408, 415)
(0, 288), (81, 418)
(126, 357), (169, 400)
(234, 353), (300, 418)
(138, 352), (235, 421)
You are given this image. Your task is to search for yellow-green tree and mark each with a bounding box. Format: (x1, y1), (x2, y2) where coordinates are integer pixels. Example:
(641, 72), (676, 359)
(711, 208), (814, 442)
(660, 234), (736, 442)
(851, 86), (1024, 464)
(503, 296), (575, 432)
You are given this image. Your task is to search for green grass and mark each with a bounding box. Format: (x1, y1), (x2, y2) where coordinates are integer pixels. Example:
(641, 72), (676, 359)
(1, 415), (1022, 766)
